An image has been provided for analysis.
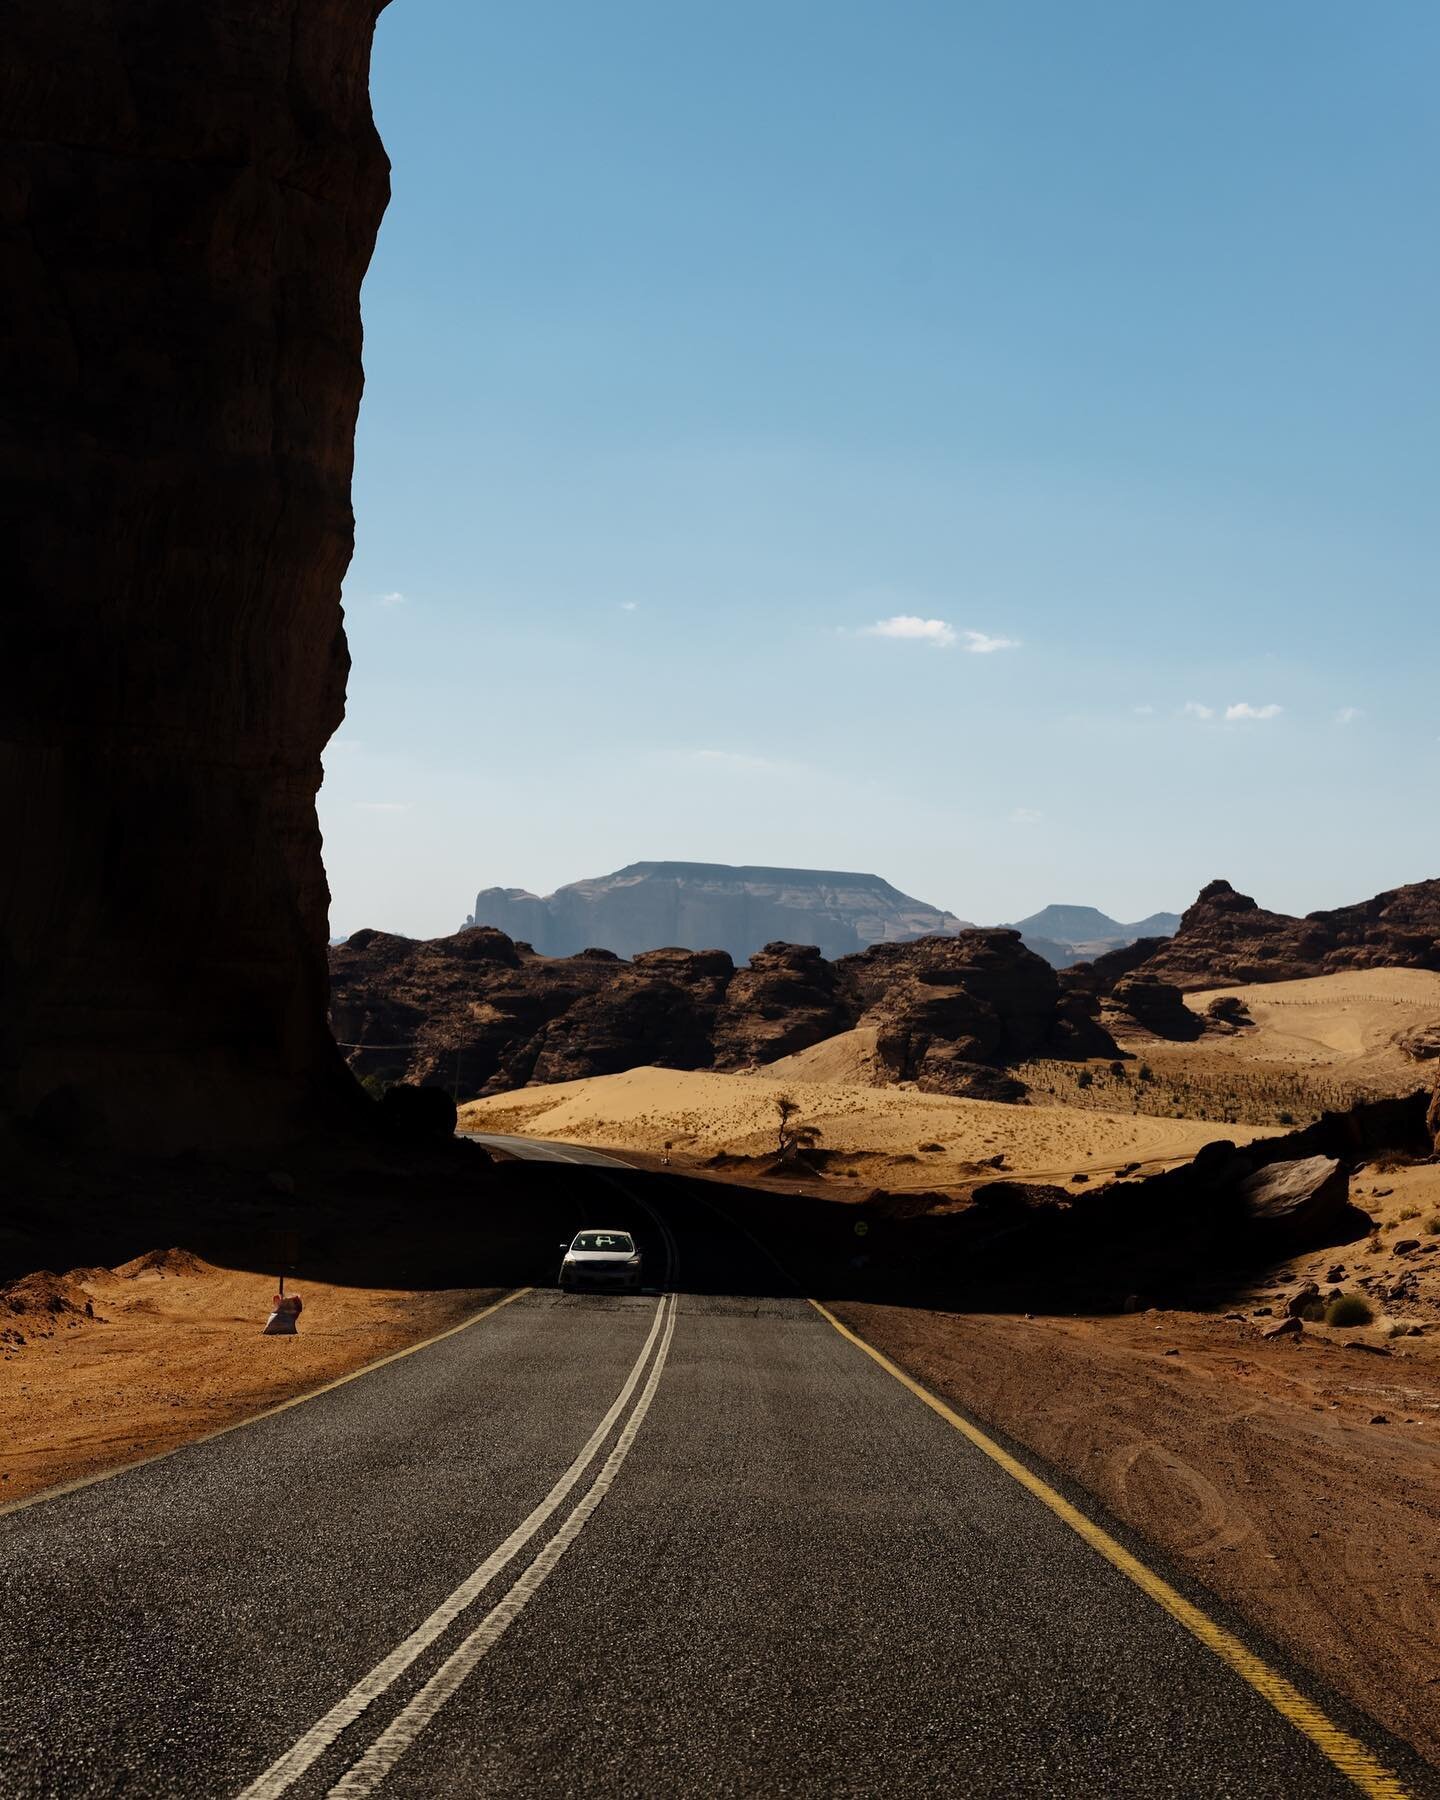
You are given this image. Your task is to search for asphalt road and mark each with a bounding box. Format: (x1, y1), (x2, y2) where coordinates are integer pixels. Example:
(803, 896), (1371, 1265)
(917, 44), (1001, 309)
(0, 1136), (1429, 1798)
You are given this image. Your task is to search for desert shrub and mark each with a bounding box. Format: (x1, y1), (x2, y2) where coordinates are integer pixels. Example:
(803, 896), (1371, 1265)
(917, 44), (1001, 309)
(1325, 1293), (1374, 1328)
(1076, 1069), (1094, 1089)
(1277, 1111), (1295, 1126)
(1109, 1061), (1126, 1078)
(1424, 1215), (1440, 1236)
(1300, 1299), (1326, 1322)
(1137, 1064), (1153, 1083)
(359, 1072), (389, 1101)
(1399, 1207), (1420, 1221)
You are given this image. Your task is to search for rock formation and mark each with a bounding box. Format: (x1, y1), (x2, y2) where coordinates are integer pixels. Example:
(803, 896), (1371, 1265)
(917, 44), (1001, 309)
(1106, 878), (1440, 994)
(329, 926), (1113, 1101)
(2, 2), (391, 1150)
(466, 862), (972, 963)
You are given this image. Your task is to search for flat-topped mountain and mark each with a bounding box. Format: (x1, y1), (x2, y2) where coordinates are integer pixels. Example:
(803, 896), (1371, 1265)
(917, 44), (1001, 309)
(1005, 904), (1181, 968)
(466, 862), (972, 964)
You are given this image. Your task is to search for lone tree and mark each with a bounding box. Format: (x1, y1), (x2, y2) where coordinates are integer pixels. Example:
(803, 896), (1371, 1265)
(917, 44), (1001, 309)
(773, 1094), (822, 1159)
(774, 1094), (801, 1154)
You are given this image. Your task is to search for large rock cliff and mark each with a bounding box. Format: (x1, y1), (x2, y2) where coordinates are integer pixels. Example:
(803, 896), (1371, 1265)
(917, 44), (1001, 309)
(467, 862), (972, 963)
(2, 4), (390, 1149)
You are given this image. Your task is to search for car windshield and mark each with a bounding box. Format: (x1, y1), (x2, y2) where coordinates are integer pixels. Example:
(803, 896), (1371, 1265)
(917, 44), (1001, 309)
(573, 1232), (634, 1253)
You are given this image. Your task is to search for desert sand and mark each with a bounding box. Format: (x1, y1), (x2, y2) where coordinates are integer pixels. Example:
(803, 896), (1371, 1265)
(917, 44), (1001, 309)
(0, 1250), (498, 1508)
(459, 1061), (1275, 1189)
(1181, 967), (1440, 1075)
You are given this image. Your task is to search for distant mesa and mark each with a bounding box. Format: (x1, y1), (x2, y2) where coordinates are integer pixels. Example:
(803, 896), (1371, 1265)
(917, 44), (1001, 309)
(465, 861), (973, 965)
(1003, 904), (1182, 969)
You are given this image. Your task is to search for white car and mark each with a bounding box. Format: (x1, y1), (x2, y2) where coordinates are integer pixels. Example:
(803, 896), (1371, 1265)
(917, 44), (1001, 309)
(558, 1229), (643, 1292)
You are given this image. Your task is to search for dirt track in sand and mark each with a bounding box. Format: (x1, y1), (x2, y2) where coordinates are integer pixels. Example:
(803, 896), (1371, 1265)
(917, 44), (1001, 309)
(833, 1298), (1440, 1769)
(0, 1250), (499, 1508)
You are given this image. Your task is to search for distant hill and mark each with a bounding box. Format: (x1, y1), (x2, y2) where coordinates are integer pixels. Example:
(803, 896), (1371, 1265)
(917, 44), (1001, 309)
(1005, 904), (1182, 968)
(466, 862), (974, 964)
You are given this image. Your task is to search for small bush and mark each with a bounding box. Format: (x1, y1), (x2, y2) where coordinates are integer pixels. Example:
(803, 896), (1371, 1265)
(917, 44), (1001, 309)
(1399, 1207), (1420, 1221)
(1137, 1064), (1153, 1083)
(1277, 1111), (1295, 1126)
(1076, 1069), (1094, 1089)
(1424, 1215), (1440, 1236)
(1325, 1293), (1374, 1328)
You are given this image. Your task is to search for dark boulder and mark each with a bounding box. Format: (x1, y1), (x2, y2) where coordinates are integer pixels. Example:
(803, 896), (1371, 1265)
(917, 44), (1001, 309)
(1238, 1156), (1359, 1250)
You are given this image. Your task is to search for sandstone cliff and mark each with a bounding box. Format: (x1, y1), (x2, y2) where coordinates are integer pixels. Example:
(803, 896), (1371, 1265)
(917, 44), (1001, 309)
(2, 2), (391, 1150)
(329, 927), (1112, 1102)
(467, 862), (972, 963)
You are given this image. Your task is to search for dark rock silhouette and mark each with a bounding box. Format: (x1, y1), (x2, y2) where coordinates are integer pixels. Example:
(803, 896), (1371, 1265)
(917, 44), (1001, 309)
(1105, 877), (1440, 994)
(329, 926), (1113, 1101)
(2, 1), (392, 1150)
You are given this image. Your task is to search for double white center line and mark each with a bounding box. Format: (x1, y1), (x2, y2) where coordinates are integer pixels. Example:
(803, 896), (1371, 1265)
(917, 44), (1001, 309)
(241, 1207), (679, 1799)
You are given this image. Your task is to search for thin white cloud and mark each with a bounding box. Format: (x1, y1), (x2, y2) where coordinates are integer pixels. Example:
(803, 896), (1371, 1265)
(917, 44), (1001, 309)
(1132, 704), (1155, 717)
(857, 616), (1019, 654)
(689, 749), (781, 774)
(861, 615), (957, 648)
(619, 601), (639, 612)
(354, 801), (410, 812)
(1225, 702), (1282, 722)
(1335, 705), (1363, 726)
(1010, 807), (1044, 824)
(378, 591), (406, 607)
(1181, 702), (1215, 720)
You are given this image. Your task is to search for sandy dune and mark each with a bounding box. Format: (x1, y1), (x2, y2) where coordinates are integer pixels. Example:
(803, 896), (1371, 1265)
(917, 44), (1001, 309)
(1183, 968), (1440, 1077)
(460, 1063), (1274, 1188)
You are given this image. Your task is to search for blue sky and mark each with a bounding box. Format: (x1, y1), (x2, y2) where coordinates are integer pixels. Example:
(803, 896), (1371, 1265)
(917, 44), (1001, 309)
(322, 0), (1438, 939)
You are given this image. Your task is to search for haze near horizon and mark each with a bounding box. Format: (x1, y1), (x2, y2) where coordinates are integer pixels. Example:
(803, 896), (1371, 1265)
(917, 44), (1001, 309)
(320, 1), (1439, 941)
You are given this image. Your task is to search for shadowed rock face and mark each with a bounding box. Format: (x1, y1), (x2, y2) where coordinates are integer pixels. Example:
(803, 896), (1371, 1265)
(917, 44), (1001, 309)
(1108, 878), (1440, 994)
(2, 4), (391, 1149)
(329, 926), (1114, 1101)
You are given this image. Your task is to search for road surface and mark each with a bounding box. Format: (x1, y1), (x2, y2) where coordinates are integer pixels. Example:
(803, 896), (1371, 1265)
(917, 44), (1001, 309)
(0, 1135), (1428, 1797)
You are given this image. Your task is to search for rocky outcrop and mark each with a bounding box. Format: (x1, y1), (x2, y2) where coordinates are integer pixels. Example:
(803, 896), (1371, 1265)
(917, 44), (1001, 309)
(1238, 1156), (1351, 1245)
(2, 3), (391, 1150)
(839, 932), (1068, 1097)
(1102, 972), (1204, 1042)
(329, 925), (1114, 1100)
(1098, 878), (1440, 994)
(467, 862), (972, 963)
(712, 944), (850, 1070)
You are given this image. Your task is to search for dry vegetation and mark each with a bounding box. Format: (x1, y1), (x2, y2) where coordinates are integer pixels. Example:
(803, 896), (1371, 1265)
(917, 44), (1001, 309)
(1019, 1055), (1367, 1127)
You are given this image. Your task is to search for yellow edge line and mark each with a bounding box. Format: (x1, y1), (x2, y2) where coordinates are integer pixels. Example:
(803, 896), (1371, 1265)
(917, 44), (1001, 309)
(807, 1298), (1411, 1800)
(0, 1287), (532, 1523)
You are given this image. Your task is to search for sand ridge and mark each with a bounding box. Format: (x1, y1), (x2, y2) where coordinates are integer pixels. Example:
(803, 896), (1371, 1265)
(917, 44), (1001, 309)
(1183, 968), (1440, 1075)
(459, 1063), (1276, 1188)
